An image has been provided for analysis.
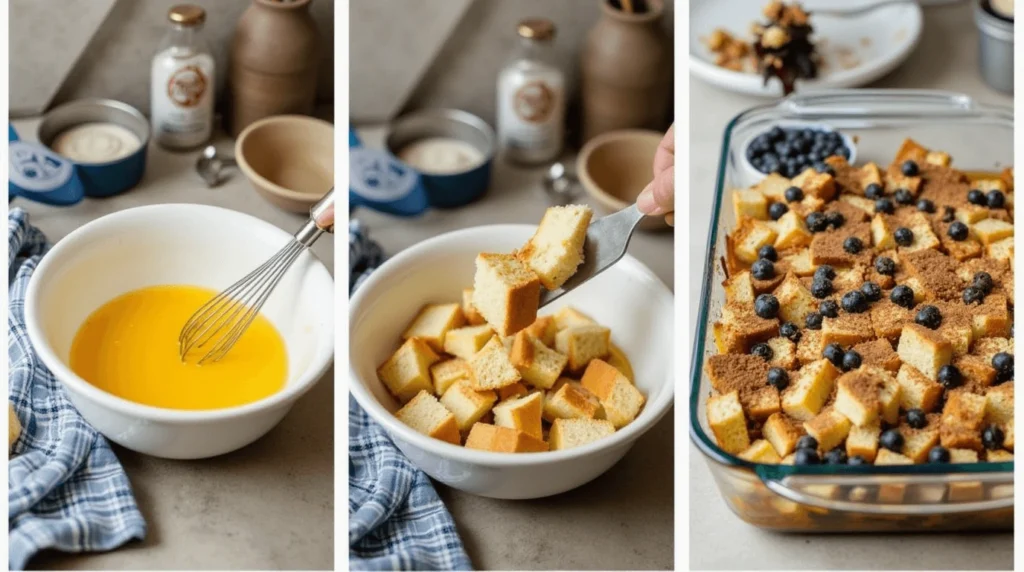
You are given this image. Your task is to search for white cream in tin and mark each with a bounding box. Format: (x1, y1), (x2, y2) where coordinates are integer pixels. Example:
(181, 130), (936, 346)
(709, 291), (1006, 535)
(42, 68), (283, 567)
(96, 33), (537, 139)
(50, 122), (142, 163)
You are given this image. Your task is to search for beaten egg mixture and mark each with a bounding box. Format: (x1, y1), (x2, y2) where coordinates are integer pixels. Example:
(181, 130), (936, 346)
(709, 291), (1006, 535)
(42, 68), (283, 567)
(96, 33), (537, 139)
(70, 285), (287, 410)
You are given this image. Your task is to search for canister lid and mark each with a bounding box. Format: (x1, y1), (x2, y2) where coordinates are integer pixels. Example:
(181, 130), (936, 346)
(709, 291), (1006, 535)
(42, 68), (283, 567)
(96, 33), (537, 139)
(518, 19), (556, 41)
(169, 4), (206, 26)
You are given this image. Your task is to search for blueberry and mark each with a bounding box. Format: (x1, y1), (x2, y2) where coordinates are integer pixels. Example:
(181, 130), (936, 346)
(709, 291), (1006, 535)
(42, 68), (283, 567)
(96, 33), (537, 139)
(842, 350), (862, 371)
(942, 206), (956, 223)
(814, 162), (835, 176)
(806, 212), (828, 233)
(758, 245), (778, 262)
(937, 364), (962, 389)
(768, 202), (789, 221)
(752, 259), (775, 280)
(768, 126), (785, 141)
(894, 227), (914, 247)
(973, 271), (994, 294)
(890, 285), (915, 308)
(824, 448), (848, 465)
(894, 188), (914, 205)
(982, 424), (1005, 450)
(901, 160), (919, 176)
(847, 455), (868, 466)
(823, 343), (844, 366)
(805, 312), (823, 330)
(797, 435), (819, 451)
(841, 290), (869, 313)
(962, 286), (985, 305)
(860, 281), (881, 302)
(874, 256), (896, 276)
(967, 189), (987, 206)
(864, 183), (884, 199)
(751, 343), (774, 361)
(948, 221), (969, 241)
(915, 305), (942, 329)
(767, 367), (789, 390)
(992, 352), (1013, 382)
(794, 448), (821, 465)
(875, 198), (895, 214)
(916, 198), (935, 213)
(811, 279), (833, 299)
(907, 408), (927, 429)
(825, 211), (845, 229)
(880, 429), (904, 452)
(775, 142), (792, 158)
(987, 190), (1006, 209)
(755, 293), (780, 319)
(819, 299), (839, 318)
(814, 265), (836, 281)
(780, 322), (801, 342)
(928, 446), (950, 463)
(784, 186), (804, 202)
(843, 236), (863, 254)
(838, 146), (851, 159)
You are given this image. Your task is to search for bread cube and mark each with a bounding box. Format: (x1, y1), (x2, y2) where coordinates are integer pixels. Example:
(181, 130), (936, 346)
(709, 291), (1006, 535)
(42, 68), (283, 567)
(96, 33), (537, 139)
(555, 325), (611, 372)
(950, 448), (979, 463)
(901, 416), (940, 464)
(833, 371), (881, 427)
(552, 306), (596, 330)
(430, 358), (472, 396)
(543, 380), (602, 421)
(733, 188), (769, 220)
(773, 273), (817, 325)
(497, 382), (529, 401)
(462, 288), (487, 326)
(402, 303), (466, 352)
(846, 422), (881, 463)
(987, 236), (1014, 264)
(708, 391), (751, 454)
(939, 391), (986, 451)
(773, 211), (812, 250)
(871, 214), (897, 250)
(971, 218), (1013, 246)
(378, 338), (441, 403)
(766, 337), (798, 370)
(549, 418), (616, 451)
(511, 331), (568, 389)
(803, 409), (851, 451)
(473, 253), (541, 336)
(395, 390), (461, 445)
(724, 271), (756, 306)
(781, 359), (840, 421)
(581, 359), (645, 429)
(897, 324), (953, 381)
(896, 364), (944, 413)
(988, 450), (1013, 462)
(822, 313), (875, 347)
(985, 382), (1013, 426)
(783, 248), (818, 276)
(762, 413), (804, 457)
(523, 315), (558, 347)
(443, 324), (495, 360)
(875, 449), (913, 465)
(465, 423), (549, 453)
(733, 217), (779, 263)
(440, 379), (498, 431)
(493, 391), (543, 440)
(852, 339), (901, 372)
(792, 168), (837, 201)
(468, 337), (522, 391)
(738, 439), (782, 463)
(517, 205), (592, 290)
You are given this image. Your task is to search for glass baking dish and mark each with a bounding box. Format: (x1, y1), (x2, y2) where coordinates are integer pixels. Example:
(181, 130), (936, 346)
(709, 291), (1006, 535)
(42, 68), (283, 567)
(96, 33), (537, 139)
(690, 90), (1014, 532)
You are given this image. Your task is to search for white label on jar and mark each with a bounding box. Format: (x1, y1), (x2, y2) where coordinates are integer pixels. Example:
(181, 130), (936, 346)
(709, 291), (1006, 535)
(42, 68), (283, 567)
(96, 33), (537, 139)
(151, 50), (215, 148)
(497, 67), (564, 163)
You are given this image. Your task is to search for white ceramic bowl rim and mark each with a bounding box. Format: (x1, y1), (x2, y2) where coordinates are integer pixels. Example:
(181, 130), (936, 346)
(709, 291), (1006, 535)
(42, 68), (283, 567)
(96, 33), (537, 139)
(348, 223), (675, 467)
(23, 203), (335, 424)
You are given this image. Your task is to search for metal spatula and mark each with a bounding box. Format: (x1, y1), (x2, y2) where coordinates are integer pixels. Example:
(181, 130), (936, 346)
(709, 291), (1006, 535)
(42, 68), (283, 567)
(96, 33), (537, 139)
(538, 204), (647, 308)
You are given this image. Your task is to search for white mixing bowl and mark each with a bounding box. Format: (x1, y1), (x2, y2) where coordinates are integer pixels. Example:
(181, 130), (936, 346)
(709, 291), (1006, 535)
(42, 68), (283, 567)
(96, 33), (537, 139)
(24, 204), (334, 459)
(349, 224), (674, 499)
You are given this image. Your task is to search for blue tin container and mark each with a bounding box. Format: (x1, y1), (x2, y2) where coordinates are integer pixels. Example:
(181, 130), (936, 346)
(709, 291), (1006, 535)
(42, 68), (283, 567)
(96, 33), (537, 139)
(384, 109), (495, 209)
(36, 99), (150, 198)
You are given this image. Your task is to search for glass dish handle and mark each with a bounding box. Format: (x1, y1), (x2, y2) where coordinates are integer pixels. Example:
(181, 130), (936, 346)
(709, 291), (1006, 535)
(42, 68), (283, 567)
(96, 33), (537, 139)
(781, 89), (976, 116)
(761, 473), (1013, 516)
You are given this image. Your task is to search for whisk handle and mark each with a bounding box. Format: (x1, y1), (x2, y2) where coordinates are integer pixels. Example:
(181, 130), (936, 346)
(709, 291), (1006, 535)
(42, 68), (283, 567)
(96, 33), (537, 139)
(311, 188), (335, 233)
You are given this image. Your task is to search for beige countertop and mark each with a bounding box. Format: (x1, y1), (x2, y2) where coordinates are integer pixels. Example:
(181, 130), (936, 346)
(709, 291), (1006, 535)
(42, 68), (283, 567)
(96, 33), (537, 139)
(12, 117), (335, 571)
(353, 126), (675, 570)
(687, 3), (1013, 570)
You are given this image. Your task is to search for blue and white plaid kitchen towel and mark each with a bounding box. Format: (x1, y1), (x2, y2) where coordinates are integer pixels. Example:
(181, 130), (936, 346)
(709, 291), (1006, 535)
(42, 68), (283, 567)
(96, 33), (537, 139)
(7, 208), (146, 570)
(348, 219), (472, 571)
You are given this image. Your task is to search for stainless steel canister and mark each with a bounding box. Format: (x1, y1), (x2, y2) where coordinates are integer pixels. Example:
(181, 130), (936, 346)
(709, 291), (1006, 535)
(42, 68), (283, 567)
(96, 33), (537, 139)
(975, 0), (1013, 94)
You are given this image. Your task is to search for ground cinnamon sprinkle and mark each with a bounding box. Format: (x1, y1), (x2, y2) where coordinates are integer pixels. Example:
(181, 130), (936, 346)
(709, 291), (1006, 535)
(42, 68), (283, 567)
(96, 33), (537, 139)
(901, 249), (965, 300)
(852, 339), (900, 370)
(705, 354), (771, 397)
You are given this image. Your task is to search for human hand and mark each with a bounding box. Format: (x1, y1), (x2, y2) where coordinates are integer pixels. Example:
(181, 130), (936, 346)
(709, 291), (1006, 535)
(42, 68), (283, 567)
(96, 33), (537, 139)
(636, 124), (674, 226)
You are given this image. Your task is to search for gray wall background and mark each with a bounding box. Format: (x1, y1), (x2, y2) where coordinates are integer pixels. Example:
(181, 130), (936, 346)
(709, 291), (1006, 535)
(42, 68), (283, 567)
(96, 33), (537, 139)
(10, 0), (335, 118)
(350, 0), (675, 128)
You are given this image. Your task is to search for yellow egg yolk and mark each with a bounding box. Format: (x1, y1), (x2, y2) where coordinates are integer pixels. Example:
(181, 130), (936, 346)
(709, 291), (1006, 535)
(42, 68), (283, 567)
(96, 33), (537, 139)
(70, 285), (287, 410)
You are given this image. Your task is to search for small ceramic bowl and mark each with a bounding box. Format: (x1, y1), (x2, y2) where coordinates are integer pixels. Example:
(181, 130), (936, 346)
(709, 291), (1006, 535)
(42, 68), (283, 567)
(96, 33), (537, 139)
(24, 204), (334, 459)
(236, 115), (334, 214)
(37, 98), (150, 198)
(348, 225), (674, 499)
(384, 108), (495, 209)
(577, 129), (668, 231)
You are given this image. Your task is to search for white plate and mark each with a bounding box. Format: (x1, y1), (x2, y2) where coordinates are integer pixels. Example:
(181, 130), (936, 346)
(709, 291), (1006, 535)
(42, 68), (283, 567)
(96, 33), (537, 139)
(690, 0), (923, 97)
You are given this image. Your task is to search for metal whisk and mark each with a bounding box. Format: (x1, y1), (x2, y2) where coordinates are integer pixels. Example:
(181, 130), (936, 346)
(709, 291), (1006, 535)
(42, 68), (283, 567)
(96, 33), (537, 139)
(179, 189), (335, 364)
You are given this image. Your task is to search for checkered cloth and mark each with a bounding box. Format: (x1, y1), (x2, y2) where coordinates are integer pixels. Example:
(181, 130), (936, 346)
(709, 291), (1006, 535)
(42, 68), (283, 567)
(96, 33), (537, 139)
(348, 219), (472, 571)
(7, 208), (146, 570)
